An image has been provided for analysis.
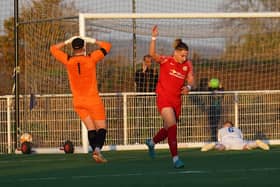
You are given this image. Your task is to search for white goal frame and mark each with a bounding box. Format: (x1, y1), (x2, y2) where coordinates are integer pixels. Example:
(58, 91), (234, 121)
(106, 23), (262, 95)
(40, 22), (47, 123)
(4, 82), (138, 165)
(78, 12), (280, 153)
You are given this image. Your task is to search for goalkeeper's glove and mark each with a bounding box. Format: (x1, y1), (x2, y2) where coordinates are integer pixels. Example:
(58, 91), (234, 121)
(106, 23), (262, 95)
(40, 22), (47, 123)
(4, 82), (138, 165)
(64, 36), (79, 45)
(83, 37), (96, 44)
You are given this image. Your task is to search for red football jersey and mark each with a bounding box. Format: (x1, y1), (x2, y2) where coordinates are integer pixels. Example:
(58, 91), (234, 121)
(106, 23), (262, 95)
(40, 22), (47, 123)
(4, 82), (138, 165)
(156, 56), (193, 98)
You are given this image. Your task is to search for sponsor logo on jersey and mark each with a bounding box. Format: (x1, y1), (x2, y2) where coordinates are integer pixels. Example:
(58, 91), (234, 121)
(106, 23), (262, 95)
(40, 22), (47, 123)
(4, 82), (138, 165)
(169, 69), (185, 79)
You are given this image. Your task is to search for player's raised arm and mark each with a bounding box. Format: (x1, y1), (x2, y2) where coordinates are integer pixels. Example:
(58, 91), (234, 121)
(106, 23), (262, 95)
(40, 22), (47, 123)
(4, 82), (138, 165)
(50, 36), (79, 64)
(50, 41), (66, 50)
(83, 36), (112, 54)
(51, 36), (79, 50)
(95, 40), (112, 55)
(83, 36), (112, 62)
(149, 25), (161, 63)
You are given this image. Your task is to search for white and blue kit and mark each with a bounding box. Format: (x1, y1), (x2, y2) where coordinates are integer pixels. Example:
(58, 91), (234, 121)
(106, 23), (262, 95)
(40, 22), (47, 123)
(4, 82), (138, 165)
(217, 127), (246, 150)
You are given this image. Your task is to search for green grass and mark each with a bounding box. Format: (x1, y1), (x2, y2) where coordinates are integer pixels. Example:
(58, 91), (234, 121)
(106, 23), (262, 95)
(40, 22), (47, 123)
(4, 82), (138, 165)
(0, 147), (280, 187)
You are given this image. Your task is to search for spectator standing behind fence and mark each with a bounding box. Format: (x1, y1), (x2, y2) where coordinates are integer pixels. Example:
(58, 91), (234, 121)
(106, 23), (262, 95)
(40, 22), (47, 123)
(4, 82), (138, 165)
(208, 78), (224, 141)
(145, 25), (194, 169)
(133, 55), (158, 144)
(135, 55), (158, 92)
(50, 36), (111, 163)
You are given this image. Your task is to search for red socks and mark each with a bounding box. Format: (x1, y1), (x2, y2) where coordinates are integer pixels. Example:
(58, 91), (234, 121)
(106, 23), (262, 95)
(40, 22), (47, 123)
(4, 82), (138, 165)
(167, 125), (178, 157)
(153, 128), (168, 144)
(152, 125), (178, 157)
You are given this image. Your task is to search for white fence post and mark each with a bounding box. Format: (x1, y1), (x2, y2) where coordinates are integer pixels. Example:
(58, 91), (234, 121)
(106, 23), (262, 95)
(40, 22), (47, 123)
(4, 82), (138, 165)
(234, 92), (239, 128)
(123, 93), (128, 145)
(81, 121), (88, 153)
(7, 97), (12, 154)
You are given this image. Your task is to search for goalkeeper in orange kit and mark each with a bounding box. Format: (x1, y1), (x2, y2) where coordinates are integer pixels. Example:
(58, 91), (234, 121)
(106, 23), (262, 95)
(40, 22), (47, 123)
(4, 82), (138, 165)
(50, 35), (111, 163)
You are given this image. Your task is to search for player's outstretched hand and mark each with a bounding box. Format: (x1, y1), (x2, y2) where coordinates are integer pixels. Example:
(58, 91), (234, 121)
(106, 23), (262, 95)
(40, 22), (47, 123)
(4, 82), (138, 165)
(152, 25), (158, 37)
(64, 36), (79, 45)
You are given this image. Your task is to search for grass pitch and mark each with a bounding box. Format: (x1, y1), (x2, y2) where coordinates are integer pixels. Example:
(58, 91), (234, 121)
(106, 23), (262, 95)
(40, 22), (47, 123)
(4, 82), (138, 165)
(0, 146), (280, 187)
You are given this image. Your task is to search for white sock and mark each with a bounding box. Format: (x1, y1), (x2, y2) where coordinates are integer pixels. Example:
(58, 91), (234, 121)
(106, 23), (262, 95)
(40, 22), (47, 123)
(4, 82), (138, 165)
(149, 139), (155, 146)
(94, 147), (101, 153)
(173, 156), (179, 163)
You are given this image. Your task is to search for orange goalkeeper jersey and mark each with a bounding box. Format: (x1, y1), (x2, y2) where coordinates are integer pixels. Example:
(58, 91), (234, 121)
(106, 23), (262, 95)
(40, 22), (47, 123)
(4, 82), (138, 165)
(50, 41), (111, 107)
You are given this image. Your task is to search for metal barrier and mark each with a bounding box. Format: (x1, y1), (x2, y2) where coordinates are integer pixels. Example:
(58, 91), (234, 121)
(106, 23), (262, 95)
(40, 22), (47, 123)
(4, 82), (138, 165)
(0, 91), (280, 154)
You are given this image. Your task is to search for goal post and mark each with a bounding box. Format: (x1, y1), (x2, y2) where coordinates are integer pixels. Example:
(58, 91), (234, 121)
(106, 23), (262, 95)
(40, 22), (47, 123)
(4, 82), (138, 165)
(76, 12), (280, 153)
(79, 12), (280, 19)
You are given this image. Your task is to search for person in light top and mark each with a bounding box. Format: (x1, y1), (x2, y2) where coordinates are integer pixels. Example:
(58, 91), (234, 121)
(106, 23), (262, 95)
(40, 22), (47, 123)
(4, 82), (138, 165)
(201, 120), (270, 152)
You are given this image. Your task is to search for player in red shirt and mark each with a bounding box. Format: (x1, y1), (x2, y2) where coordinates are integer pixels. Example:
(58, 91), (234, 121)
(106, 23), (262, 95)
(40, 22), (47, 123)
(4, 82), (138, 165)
(50, 36), (111, 163)
(145, 26), (194, 168)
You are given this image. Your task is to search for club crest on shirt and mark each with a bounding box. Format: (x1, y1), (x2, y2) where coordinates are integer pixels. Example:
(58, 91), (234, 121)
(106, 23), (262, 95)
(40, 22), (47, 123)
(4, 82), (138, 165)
(183, 66), (188, 71)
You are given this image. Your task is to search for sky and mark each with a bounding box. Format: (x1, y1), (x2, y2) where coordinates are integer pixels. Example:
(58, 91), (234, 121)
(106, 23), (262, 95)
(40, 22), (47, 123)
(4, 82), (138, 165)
(0, 1), (14, 33)
(0, 0), (226, 60)
(0, 0), (223, 33)
(74, 0), (223, 13)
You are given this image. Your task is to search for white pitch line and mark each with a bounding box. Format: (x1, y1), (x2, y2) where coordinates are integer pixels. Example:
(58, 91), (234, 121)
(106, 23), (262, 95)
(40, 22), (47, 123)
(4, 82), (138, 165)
(169, 170), (207, 174)
(20, 177), (61, 182)
(0, 158), (68, 164)
(16, 167), (280, 182)
(18, 170), (204, 182)
(0, 155), (150, 164)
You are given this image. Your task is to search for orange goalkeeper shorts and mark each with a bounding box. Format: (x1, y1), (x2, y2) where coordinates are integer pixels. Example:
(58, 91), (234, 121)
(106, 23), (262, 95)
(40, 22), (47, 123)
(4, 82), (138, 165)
(74, 99), (106, 121)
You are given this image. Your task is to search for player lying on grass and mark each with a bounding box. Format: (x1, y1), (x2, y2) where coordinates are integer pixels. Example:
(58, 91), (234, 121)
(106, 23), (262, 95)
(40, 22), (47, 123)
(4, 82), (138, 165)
(201, 120), (270, 152)
(50, 36), (111, 163)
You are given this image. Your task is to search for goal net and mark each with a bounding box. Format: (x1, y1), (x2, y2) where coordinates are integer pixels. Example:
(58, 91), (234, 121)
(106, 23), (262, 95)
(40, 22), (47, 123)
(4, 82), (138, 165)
(20, 12), (280, 96)
(16, 11), (280, 152)
(78, 12), (280, 93)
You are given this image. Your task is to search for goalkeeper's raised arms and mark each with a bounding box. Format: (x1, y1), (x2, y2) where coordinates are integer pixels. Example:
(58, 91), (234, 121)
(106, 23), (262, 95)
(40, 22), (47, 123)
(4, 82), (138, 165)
(64, 36), (79, 45)
(83, 37), (96, 44)
(64, 36), (96, 45)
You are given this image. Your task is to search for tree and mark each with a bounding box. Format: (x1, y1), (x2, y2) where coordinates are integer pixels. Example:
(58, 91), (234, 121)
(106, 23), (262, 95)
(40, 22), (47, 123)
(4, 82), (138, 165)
(220, 0), (280, 61)
(222, 0), (280, 12)
(0, 17), (15, 94)
(0, 0), (78, 95)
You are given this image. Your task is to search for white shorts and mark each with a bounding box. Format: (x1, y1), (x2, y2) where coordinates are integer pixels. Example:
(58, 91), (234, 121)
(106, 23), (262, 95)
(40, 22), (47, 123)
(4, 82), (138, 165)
(221, 138), (246, 150)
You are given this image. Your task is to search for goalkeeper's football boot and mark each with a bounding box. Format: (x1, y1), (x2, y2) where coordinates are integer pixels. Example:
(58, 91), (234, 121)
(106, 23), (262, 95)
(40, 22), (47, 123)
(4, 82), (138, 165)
(256, 140), (270, 150)
(201, 142), (216, 152)
(93, 151), (108, 163)
(145, 139), (155, 159)
(174, 159), (184, 169)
